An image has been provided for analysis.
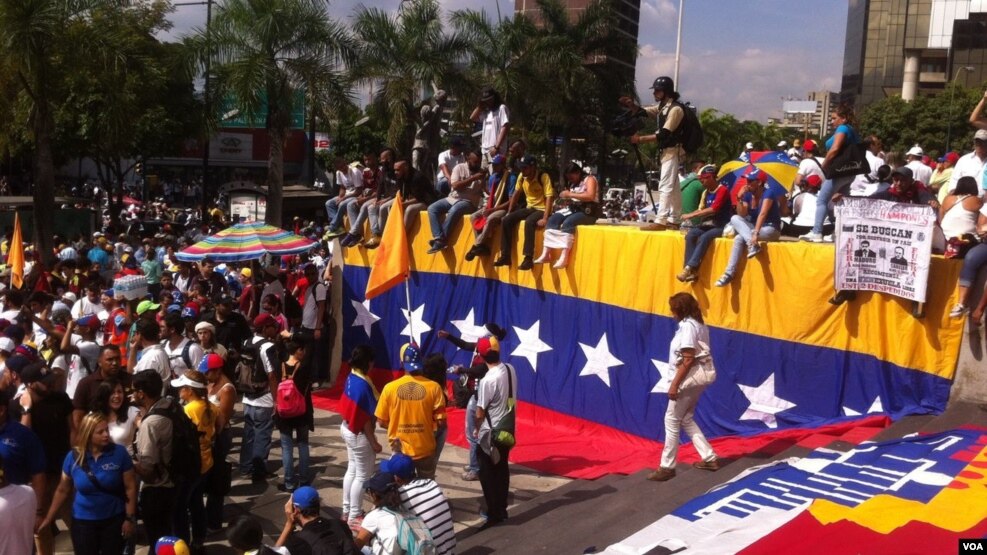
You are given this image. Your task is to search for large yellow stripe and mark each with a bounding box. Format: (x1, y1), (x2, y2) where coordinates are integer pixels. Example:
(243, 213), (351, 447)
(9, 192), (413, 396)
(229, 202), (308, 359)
(344, 214), (963, 378)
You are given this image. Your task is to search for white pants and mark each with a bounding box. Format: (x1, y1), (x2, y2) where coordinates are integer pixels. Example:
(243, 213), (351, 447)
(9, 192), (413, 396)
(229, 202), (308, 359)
(340, 421), (376, 520)
(656, 151), (681, 224)
(660, 385), (716, 469)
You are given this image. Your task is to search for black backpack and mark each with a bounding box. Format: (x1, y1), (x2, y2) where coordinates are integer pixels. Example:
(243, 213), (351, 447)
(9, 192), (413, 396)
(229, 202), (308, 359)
(291, 517), (357, 555)
(673, 101), (704, 155)
(283, 292), (303, 322)
(236, 338), (272, 396)
(147, 398), (202, 484)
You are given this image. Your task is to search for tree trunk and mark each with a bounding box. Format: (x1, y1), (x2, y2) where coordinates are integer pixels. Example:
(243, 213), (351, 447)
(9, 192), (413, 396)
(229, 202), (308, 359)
(31, 102), (57, 267)
(266, 125), (286, 227)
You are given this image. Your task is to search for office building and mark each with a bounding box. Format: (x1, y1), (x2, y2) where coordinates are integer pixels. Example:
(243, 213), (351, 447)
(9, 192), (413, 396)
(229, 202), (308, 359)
(841, 0), (987, 108)
(776, 91), (839, 139)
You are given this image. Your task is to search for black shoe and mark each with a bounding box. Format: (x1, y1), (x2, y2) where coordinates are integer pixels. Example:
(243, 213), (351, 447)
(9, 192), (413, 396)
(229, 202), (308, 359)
(277, 483), (296, 493)
(828, 290), (857, 305)
(518, 257), (534, 271)
(480, 518), (505, 530)
(474, 244), (491, 257)
(493, 256), (509, 267)
(465, 247), (477, 262)
(427, 239), (445, 254)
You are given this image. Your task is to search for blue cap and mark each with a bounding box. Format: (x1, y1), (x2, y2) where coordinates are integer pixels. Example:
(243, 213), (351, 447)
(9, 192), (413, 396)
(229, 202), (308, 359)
(291, 486), (320, 509)
(103, 289), (115, 298)
(745, 168), (767, 183)
(167, 303), (182, 314)
(380, 453), (416, 480)
(400, 342), (423, 372)
(363, 472), (398, 494)
(491, 154), (506, 166)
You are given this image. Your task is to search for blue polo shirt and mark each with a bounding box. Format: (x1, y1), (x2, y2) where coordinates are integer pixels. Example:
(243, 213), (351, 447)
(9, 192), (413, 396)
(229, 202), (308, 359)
(62, 443), (133, 520)
(0, 419), (46, 484)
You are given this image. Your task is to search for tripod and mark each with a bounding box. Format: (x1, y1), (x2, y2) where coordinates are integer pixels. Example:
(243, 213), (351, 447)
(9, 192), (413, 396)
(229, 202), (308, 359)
(628, 144), (660, 219)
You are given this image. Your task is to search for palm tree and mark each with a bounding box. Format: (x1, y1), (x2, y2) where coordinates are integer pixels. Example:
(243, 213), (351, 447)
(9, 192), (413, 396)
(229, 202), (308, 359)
(189, 0), (355, 227)
(352, 0), (466, 155)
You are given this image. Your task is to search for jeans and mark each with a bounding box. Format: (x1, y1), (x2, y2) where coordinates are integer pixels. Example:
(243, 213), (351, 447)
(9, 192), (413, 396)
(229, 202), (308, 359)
(959, 243), (987, 287)
(546, 211), (596, 234)
(465, 395), (479, 472)
(659, 384), (716, 469)
(279, 421), (311, 489)
(348, 199), (373, 235)
(140, 485), (176, 552)
(478, 447), (511, 522)
(206, 426), (232, 529)
(437, 176), (451, 197)
(340, 421), (376, 520)
(684, 226), (724, 269)
(656, 152), (682, 224)
(724, 215), (780, 276)
(428, 198), (476, 241)
(70, 514), (125, 555)
(471, 208), (507, 245)
(239, 404), (274, 476)
(325, 196), (357, 230)
(500, 207), (544, 260)
(369, 198), (393, 237)
(173, 472), (206, 546)
(812, 176), (854, 234)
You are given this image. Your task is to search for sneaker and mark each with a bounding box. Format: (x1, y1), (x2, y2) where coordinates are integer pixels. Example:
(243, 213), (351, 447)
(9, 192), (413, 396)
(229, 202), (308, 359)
(822, 234), (835, 243)
(949, 303), (969, 318)
(325, 227), (346, 239)
(676, 266), (697, 283)
(462, 470), (479, 481)
(646, 467), (676, 482)
(518, 256), (534, 271)
(799, 232), (824, 243)
(715, 273), (733, 287)
(693, 458), (721, 471)
(747, 242), (761, 258)
(342, 233), (361, 247)
(363, 235), (381, 249)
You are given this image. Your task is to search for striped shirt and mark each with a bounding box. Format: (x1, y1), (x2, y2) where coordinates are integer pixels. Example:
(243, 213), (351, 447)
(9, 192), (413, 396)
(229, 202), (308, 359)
(399, 479), (456, 555)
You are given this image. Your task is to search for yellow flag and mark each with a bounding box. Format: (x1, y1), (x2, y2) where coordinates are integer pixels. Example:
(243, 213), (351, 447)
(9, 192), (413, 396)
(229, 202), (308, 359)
(9, 212), (24, 289)
(364, 192), (409, 300)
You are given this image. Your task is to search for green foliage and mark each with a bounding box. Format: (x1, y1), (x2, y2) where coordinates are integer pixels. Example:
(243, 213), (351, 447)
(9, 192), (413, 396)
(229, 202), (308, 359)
(858, 82), (985, 157)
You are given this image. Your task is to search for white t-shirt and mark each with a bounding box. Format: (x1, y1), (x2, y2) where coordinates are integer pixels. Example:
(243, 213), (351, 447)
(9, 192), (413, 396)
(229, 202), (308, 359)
(949, 150), (987, 192)
(481, 104), (510, 152)
(361, 507), (402, 555)
(436, 149), (466, 181)
(336, 166), (364, 196)
(134, 344), (173, 392)
(110, 405), (142, 448)
(796, 156), (825, 183)
(849, 150), (885, 197)
(163, 337), (204, 378)
(301, 281), (327, 330)
(0, 309), (20, 322)
(906, 159), (933, 186)
(668, 317), (709, 365)
(0, 483), (36, 555)
(243, 337), (275, 408)
(477, 362), (517, 433)
(71, 297), (101, 318)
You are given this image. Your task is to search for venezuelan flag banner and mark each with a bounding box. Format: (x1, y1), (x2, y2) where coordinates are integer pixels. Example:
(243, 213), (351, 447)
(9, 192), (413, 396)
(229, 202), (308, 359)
(604, 429), (987, 554)
(342, 216), (963, 443)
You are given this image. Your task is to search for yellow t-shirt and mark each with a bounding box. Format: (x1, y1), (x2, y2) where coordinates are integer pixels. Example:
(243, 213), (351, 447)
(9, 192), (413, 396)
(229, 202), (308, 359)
(373, 374), (446, 459)
(517, 171), (555, 211)
(184, 398), (216, 474)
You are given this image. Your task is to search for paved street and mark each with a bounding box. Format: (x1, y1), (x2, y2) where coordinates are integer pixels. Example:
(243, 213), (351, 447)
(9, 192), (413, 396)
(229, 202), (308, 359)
(55, 405), (570, 554)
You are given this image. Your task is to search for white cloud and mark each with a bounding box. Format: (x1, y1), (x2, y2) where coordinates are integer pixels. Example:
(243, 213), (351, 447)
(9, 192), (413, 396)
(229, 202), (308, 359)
(640, 0), (677, 30)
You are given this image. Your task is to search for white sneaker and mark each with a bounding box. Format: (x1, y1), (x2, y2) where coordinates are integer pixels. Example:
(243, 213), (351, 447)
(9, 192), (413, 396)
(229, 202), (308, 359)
(949, 304), (969, 318)
(799, 232), (824, 243)
(822, 234), (835, 243)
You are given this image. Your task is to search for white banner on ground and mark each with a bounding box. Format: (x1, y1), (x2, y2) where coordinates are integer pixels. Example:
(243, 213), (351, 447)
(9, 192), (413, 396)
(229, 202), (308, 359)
(834, 198), (935, 303)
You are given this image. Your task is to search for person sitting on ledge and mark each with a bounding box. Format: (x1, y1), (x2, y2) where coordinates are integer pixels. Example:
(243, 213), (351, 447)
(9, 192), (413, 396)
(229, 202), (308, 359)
(534, 162), (599, 269)
(495, 155), (554, 271)
(466, 154), (516, 262)
(677, 164), (731, 283)
(427, 150), (486, 254)
(715, 168), (786, 287)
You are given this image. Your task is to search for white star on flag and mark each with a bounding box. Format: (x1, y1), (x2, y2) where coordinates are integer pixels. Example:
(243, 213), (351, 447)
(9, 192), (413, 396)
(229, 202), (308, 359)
(511, 321), (552, 372)
(650, 359), (675, 393)
(400, 304), (432, 346)
(351, 299), (380, 337)
(451, 309), (489, 343)
(843, 396), (884, 417)
(737, 373), (796, 428)
(578, 334), (623, 387)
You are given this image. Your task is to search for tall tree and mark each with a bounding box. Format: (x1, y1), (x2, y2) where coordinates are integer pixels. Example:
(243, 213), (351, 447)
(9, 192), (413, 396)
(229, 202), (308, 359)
(189, 0), (354, 227)
(352, 0), (466, 155)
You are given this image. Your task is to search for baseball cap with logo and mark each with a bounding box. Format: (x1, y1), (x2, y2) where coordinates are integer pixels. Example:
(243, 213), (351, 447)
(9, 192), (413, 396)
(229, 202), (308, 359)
(198, 353), (225, 373)
(698, 164), (717, 177)
(400, 342), (423, 372)
(477, 336), (501, 357)
(745, 168), (768, 183)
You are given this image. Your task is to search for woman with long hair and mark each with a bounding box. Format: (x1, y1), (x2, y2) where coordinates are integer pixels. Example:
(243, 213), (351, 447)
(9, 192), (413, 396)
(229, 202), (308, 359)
(41, 412), (138, 555)
(275, 341), (313, 493)
(338, 345), (383, 530)
(648, 293), (720, 482)
(354, 472), (407, 554)
(801, 102), (860, 243)
(170, 370), (217, 552)
(534, 163), (599, 269)
(203, 352), (236, 529)
(262, 293), (288, 332)
(948, 178), (987, 321)
(90, 379), (141, 450)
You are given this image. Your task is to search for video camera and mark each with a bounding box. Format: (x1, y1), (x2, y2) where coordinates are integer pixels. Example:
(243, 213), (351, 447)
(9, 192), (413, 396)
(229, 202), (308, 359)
(610, 108), (647, 137)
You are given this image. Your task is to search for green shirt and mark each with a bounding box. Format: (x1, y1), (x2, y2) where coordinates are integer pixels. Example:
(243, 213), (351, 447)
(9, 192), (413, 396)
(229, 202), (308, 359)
(680, 173), (704, 225)
(142, 259), (162, 285)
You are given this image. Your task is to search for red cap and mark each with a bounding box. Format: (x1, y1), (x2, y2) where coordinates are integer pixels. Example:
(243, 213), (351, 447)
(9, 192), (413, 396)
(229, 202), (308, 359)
(253, 313), (278, 329)
(477, 336), (501, 356)
(805, 175), (823, 188)
(803, 140), (816, 152)
(945, 152), (960, 165)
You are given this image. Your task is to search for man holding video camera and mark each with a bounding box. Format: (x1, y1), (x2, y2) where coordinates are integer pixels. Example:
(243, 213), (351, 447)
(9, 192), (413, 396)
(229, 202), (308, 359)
(619, 76), (685, 228)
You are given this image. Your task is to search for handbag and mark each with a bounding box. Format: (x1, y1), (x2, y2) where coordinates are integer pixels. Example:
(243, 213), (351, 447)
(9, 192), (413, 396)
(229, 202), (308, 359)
(676, 320), (717, 390)
(824, 141), (868, 179)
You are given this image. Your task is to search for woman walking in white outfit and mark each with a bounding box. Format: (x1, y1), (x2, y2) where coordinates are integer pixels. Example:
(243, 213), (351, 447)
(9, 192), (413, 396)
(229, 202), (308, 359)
(649, 292), (720, 481)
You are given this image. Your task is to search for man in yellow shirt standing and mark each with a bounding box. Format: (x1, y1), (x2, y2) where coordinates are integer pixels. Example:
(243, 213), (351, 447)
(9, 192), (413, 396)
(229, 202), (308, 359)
(374, 342), (447, 479)
(495, 155), (555, 270)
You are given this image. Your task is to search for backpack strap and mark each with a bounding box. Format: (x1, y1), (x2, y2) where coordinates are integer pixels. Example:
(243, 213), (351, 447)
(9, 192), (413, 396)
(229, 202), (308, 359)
(181, 340), (193, 370)
(80, 459), (127, 502)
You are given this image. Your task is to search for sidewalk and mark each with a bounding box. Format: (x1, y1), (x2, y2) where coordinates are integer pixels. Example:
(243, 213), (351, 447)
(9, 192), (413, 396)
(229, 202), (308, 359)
(55, 405), (570, 554)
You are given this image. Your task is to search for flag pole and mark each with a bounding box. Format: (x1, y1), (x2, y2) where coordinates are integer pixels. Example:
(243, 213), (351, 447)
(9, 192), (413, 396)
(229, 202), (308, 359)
(404, 276), (413, 343)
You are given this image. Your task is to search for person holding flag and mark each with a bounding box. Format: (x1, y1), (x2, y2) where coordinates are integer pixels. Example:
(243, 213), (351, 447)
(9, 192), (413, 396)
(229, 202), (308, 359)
(337, 345), (382, 530)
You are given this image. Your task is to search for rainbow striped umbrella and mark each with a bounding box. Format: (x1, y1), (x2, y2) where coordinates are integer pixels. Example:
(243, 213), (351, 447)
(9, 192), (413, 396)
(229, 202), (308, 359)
(175, 222), (317, 262)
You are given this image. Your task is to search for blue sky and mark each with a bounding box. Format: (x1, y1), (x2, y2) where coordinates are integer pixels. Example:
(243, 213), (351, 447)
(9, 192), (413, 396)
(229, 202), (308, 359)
(165, 0), (849, 121)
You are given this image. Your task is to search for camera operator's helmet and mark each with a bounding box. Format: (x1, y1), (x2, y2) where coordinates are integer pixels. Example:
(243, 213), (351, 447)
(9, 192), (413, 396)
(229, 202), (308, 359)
(650, 76), (675, 94)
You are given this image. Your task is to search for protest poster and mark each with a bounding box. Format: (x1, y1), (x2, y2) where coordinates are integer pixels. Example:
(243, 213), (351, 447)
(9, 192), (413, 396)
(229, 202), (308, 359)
(834, 197), (935, 302)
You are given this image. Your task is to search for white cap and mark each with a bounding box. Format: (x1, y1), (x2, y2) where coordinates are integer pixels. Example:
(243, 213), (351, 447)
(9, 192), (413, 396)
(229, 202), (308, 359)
(92, 231), (102, 237)
(62, 291), (77, 303)
(745, 142), (754, 150)
(975, 129), (987, 141)
(0, 337), (14, 354)
(777, 141), (788, 148)
(170, 373), (207, 390)
(906, 145), (924, 157)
